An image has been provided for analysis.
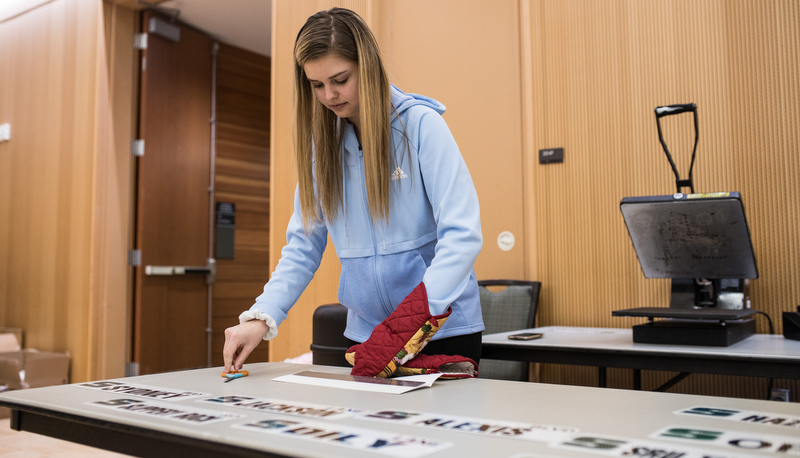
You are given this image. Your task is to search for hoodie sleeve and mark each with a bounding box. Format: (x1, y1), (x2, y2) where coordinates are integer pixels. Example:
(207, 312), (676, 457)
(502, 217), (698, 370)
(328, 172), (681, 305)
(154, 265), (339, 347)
(245, 185), (328, 335)
(415, 110), (483, 315)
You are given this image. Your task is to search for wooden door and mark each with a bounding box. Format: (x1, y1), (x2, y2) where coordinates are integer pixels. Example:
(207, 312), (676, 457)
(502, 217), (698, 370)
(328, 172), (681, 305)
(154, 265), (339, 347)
(133, 11), (213, 375)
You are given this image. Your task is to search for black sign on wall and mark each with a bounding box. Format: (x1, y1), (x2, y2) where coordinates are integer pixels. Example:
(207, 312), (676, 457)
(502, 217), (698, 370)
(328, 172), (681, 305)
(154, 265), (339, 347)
(539, 147), (564, 164)
(215, 202), (235, 260)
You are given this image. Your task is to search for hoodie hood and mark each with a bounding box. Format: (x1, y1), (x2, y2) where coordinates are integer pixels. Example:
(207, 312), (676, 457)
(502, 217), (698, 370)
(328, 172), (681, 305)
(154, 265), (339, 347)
(391, 84), (446, 116)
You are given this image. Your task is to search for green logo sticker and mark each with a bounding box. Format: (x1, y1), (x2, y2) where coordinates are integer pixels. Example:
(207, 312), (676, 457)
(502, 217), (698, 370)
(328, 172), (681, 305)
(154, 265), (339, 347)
(563, 436), (627, 450)
(660, 428), (723, 441)
(682, 407), (740, 417)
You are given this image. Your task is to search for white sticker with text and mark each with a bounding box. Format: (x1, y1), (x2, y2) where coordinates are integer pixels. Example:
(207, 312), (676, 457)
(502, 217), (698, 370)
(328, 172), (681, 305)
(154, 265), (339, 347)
(677, 406), (800, 430)
(653, 425), (800, 455)
(78, 380), (207, 401)
(357, 409), (578, 443)
(553, 433), (759, 458)
(199, 395), (361, 420)
(234, 416), (452, 458)
(88, 398), (244, 425)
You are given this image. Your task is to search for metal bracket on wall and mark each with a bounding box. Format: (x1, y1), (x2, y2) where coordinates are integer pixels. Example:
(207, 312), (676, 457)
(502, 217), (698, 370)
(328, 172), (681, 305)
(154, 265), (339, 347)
(134, 33), (148, 50)
(128, 249), (142, 267)
(131, 139), (144, 157)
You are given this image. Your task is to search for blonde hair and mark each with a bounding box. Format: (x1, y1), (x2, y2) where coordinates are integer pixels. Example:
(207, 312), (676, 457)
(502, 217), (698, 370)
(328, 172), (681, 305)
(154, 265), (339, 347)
(293, 8), (393, 230)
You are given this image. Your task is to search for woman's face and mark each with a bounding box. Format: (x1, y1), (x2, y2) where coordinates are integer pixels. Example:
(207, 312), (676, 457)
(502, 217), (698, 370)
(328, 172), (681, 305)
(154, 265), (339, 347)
(303, 54), (360, 127)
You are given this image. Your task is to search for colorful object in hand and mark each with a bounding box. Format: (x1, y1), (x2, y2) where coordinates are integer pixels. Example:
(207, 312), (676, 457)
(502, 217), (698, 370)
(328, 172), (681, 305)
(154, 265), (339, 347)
(222, 370), (249, 381)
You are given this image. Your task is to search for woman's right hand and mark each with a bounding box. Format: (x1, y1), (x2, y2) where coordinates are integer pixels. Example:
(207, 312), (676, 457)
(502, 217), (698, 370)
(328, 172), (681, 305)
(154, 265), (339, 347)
(223, 320), (268, 373)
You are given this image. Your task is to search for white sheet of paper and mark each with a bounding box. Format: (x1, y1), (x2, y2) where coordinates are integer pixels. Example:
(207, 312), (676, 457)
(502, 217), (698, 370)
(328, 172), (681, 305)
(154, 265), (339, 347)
(273, 371), (441, 394)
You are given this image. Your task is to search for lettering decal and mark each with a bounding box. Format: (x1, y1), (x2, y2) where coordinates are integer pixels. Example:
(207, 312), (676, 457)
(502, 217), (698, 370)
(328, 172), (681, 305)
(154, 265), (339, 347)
(234, 416), (452, 457)
(200, 397), (576, 443)
(357, 409), (578, 443)
(554, 433), (760, 458)
(199, 396), (360, 420)
(88, 398), (244, 425)
(677, 407), (800, 430)
(563, 436), (628, 450)
(660, 428), (723, 441)
(653, 425), (800, 455)
(79, 381), (207, 401)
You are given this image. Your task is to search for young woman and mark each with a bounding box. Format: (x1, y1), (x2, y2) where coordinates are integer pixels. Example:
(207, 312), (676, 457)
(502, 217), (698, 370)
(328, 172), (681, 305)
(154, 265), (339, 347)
(223, 7), (483, 377)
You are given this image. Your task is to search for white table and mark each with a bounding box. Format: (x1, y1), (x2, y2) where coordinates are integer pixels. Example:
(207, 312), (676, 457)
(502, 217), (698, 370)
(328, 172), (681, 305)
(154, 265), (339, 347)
(2, 362), (800, 457)
(482, 326), (800, 390)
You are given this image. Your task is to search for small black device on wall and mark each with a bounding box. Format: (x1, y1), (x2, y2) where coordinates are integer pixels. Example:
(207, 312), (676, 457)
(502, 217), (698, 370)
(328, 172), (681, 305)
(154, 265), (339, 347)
(539, 147), (563, 164)
(215, 202), (235, 260)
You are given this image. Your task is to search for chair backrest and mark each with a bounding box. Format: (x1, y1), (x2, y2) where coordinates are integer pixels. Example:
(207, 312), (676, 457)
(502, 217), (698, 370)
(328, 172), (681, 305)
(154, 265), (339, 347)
(310, 303), (351, 367)
(478, 279), (541, 381)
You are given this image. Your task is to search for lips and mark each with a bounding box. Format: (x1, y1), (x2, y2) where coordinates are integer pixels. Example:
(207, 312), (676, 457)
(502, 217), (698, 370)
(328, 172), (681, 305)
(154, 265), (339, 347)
(329, 102), (346, 110)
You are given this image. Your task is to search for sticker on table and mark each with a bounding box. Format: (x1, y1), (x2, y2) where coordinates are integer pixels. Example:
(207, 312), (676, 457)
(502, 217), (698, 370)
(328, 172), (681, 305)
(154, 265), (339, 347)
(199, 395), (361, 420)
(234, 416), (452, 457)
(78, 380), (207, 401)
(553, 433), (757, 458)
(677, 406), (800, 430)
(652, 425), (800, 455)
(88, 398), (244, 424)
(273, 371), (438, 394)
(358, 410), (578, 443)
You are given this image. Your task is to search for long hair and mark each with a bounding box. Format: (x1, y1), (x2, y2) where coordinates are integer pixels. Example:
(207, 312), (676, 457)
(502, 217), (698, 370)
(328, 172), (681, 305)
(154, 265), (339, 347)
(293, 8), (393, 230)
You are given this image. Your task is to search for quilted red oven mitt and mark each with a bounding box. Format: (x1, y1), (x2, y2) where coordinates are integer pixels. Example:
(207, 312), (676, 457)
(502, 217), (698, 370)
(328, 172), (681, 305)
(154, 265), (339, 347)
(345, 282), (451, 377)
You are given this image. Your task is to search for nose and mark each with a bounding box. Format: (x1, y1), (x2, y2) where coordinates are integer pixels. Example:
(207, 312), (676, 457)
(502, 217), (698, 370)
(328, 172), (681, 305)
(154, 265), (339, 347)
(324, 85), (337, 102)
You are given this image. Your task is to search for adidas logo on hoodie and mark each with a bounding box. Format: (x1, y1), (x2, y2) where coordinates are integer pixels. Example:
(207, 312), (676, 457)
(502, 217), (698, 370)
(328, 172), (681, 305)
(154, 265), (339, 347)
(391, 167), (408, 180)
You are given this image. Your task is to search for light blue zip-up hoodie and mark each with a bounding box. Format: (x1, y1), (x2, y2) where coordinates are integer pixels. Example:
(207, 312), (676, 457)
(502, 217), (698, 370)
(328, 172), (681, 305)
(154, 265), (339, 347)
(241, 85), (484, 343)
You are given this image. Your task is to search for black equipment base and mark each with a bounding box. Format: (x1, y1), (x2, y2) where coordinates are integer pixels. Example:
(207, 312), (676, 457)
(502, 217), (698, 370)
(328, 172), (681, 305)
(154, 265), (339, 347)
(631, 318), (756, 347)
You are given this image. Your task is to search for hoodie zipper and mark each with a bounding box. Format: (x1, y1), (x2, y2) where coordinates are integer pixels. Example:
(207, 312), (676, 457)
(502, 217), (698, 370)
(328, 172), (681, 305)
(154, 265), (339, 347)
(352, 127), (393, 315)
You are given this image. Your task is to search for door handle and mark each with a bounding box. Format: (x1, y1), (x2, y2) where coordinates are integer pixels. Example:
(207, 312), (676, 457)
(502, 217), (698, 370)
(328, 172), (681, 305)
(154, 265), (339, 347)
(145, 258), (216, 284)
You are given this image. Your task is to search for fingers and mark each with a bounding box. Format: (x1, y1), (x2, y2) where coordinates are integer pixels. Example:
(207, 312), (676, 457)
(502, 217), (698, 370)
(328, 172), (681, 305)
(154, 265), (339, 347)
(223, 325), (248, 373)
(232, 344), (253, 372)
(222, 327), (238, 374)
(222, 320), (268, 373)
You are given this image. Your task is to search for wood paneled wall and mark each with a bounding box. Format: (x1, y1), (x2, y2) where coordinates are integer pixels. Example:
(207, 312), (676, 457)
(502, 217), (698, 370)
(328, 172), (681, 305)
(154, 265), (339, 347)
(522, 0), (800, 399)
(212, 43), (272, 367)
(99, 0), (136, 380)
(374, 2), (527, 282)
(0, 0), (131, 382)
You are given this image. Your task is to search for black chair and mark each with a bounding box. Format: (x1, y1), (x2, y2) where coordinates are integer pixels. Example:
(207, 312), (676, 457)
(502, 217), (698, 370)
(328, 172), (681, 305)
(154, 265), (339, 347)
(478, 279), (541, 381)
(310, 303), (351, 367)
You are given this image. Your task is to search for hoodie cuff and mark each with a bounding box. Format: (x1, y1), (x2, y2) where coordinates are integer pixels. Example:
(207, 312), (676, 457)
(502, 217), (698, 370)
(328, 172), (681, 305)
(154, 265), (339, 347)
(238, 310), (278, 340)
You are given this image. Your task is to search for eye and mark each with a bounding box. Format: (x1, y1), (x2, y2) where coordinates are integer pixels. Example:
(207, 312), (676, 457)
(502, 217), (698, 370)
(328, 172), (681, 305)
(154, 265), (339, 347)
(312, 83), (323, 89)
(334, 78), (348, 85)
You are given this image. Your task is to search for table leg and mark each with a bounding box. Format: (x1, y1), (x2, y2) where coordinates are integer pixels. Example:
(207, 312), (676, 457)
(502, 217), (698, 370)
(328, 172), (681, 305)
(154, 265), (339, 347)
(654, 372), (691, 392)
(598, 367), (607, 388)
(633, 369), (642, 390)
